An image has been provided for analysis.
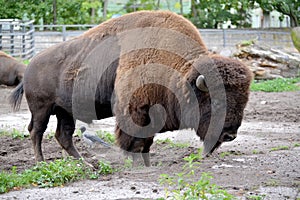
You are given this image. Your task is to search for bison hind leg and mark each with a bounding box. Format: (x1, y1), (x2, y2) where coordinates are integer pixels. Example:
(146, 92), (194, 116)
(116, 125), (154, 167)
(28, 110), (51, 162)
(54, 106), (81, 159)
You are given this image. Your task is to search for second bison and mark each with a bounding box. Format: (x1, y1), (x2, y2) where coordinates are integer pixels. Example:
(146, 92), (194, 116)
(10, 11), (252, 166)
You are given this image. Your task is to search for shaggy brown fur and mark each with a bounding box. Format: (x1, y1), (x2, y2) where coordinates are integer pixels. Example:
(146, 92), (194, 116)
(114, 51), (252, 166)
(0, 51), (26, 86)
(9, 11), (251, 166)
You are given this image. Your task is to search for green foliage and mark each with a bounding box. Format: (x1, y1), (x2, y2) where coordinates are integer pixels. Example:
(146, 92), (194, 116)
(0, 0), (105, 25)
(22, 60), (30, 65)
(188, 0), (254, 28)
(0, 158), (113, 194)
(159, 148), (234, 199)
(96, 130), (115, 144)
(156, 138), (190, 149)
(250, 78), (300, 92)
(97, 160), (114, 175)
(253, 0), (300, 27)
(0, 128), (28, 139)
(125, 0), (158, 12)
(269, 145), (289, 152)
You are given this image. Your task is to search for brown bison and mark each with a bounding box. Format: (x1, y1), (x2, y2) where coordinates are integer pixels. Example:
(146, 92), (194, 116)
(0, 51), (26, 86)
(10, 11), (252, 166)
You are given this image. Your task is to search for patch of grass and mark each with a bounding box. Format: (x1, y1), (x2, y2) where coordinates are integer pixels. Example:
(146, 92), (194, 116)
(219, 151), (232, 158)
(264, 179), (278, 187)
(0, 158), (113, 194)
(246, 194), (266, 200)
(123, 158), (133, 168)
(252, 149), (264, 154)
(156, 138), (189, 149)
(293, 143), (300, 147)
(22, 60), (30, 65)
(0, 128), (29, 139)
(269, 145), (289, 152)
(45, 131), (55, 140)
(159, 148), (234, 199)
(250, 77), (300, 92)
(96, 130), (115, 144)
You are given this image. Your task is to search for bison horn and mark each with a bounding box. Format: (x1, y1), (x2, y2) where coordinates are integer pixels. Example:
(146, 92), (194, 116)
(196, 75), (208, 92)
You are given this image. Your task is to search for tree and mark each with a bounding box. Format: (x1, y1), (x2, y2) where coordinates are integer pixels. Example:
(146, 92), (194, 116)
(254, 0), (300, 27)
(188, 0), (254, 28)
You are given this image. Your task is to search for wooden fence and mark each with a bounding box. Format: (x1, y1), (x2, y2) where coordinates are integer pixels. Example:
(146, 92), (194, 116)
(33, 25), (294, 54)
(0, 19), (35, 59)
(0, 22), (295, 60)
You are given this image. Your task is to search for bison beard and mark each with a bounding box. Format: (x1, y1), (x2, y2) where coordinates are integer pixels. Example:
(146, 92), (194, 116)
(9, 10), (252, 167)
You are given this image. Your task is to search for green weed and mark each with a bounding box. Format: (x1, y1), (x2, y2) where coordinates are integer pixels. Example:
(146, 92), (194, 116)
(0, 128), (28, 139)
(22, 60), (30, 65)
(96, 130), (115, 144)
(264, 179), (278, 187)
(0, 158), (113, 194)
(219, 152), (232, 158)
(159, 148), (234, 199)
(246, 194), (266, 200)
(250, 78), (300, 92)
(156, 138), (189, 149)
(123, 158), (133, 168)
(269, 145), (289, 152)
(252, 149), (264, 154)
(293, 143), (300, 147)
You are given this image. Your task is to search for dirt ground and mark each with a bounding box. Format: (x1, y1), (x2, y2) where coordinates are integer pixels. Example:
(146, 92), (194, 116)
(0, 85), (299, 200)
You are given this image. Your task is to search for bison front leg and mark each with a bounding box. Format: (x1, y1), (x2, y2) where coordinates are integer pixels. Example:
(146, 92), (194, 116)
(116, 125), (154, 167)
(55, 108), (81, 159)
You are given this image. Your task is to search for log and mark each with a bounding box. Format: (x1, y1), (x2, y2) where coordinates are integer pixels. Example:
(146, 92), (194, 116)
(233, 44), (300, 80)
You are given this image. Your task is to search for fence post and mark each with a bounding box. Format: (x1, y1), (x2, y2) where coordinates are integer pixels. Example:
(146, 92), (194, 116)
(10, 24), (14, 54)
(22, 24), (26, 59)
(222, 29), (226, 47)
(30, 23), (35, 58)
(62, 25), (66, 41)
(0, 24), (2, 50)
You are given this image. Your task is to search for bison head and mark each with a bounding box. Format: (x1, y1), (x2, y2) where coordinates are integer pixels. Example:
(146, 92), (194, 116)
(187, 55), (252, 155)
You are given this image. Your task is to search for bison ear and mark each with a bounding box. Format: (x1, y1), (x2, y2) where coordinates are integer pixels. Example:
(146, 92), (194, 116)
(196, 75), (208, 92)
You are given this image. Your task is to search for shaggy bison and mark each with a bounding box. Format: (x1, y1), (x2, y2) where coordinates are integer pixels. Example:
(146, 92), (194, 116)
(0, 51), (26, 86)
(10, 11), (252, 166)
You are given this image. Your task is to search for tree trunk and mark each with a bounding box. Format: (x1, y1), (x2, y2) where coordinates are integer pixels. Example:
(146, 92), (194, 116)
(91, 8), (95, 24)
(156, 0), (160, 10)
(179, 0), (183, 15)
(102, 0), (108, 20)
(53, 0), (57, 25)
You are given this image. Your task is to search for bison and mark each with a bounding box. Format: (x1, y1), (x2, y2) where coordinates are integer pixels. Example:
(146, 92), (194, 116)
(10, 11), (252, 166)
(0, 51), (26, 86)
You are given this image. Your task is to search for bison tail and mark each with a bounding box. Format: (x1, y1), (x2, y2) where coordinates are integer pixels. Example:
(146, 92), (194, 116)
(9, 82), (24, 111)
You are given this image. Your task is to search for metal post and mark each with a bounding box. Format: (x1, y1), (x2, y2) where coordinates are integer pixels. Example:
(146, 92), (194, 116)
(10, 24), (14, 54)
(62, 25), (66, 41)
(222, 29), (226, 47)
(30, 22), (35, 58)
(22, 24), (26, 59)
(0, 24), (2, 50)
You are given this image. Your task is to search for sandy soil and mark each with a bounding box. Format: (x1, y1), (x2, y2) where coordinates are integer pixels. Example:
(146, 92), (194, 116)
(0, 85), (299, 200)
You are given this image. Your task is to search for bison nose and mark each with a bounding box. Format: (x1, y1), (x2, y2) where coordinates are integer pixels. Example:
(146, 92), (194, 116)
(223, 133), (237, 142)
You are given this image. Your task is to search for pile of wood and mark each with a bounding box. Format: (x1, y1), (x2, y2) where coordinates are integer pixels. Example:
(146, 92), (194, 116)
(233, 44), (300, 80)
